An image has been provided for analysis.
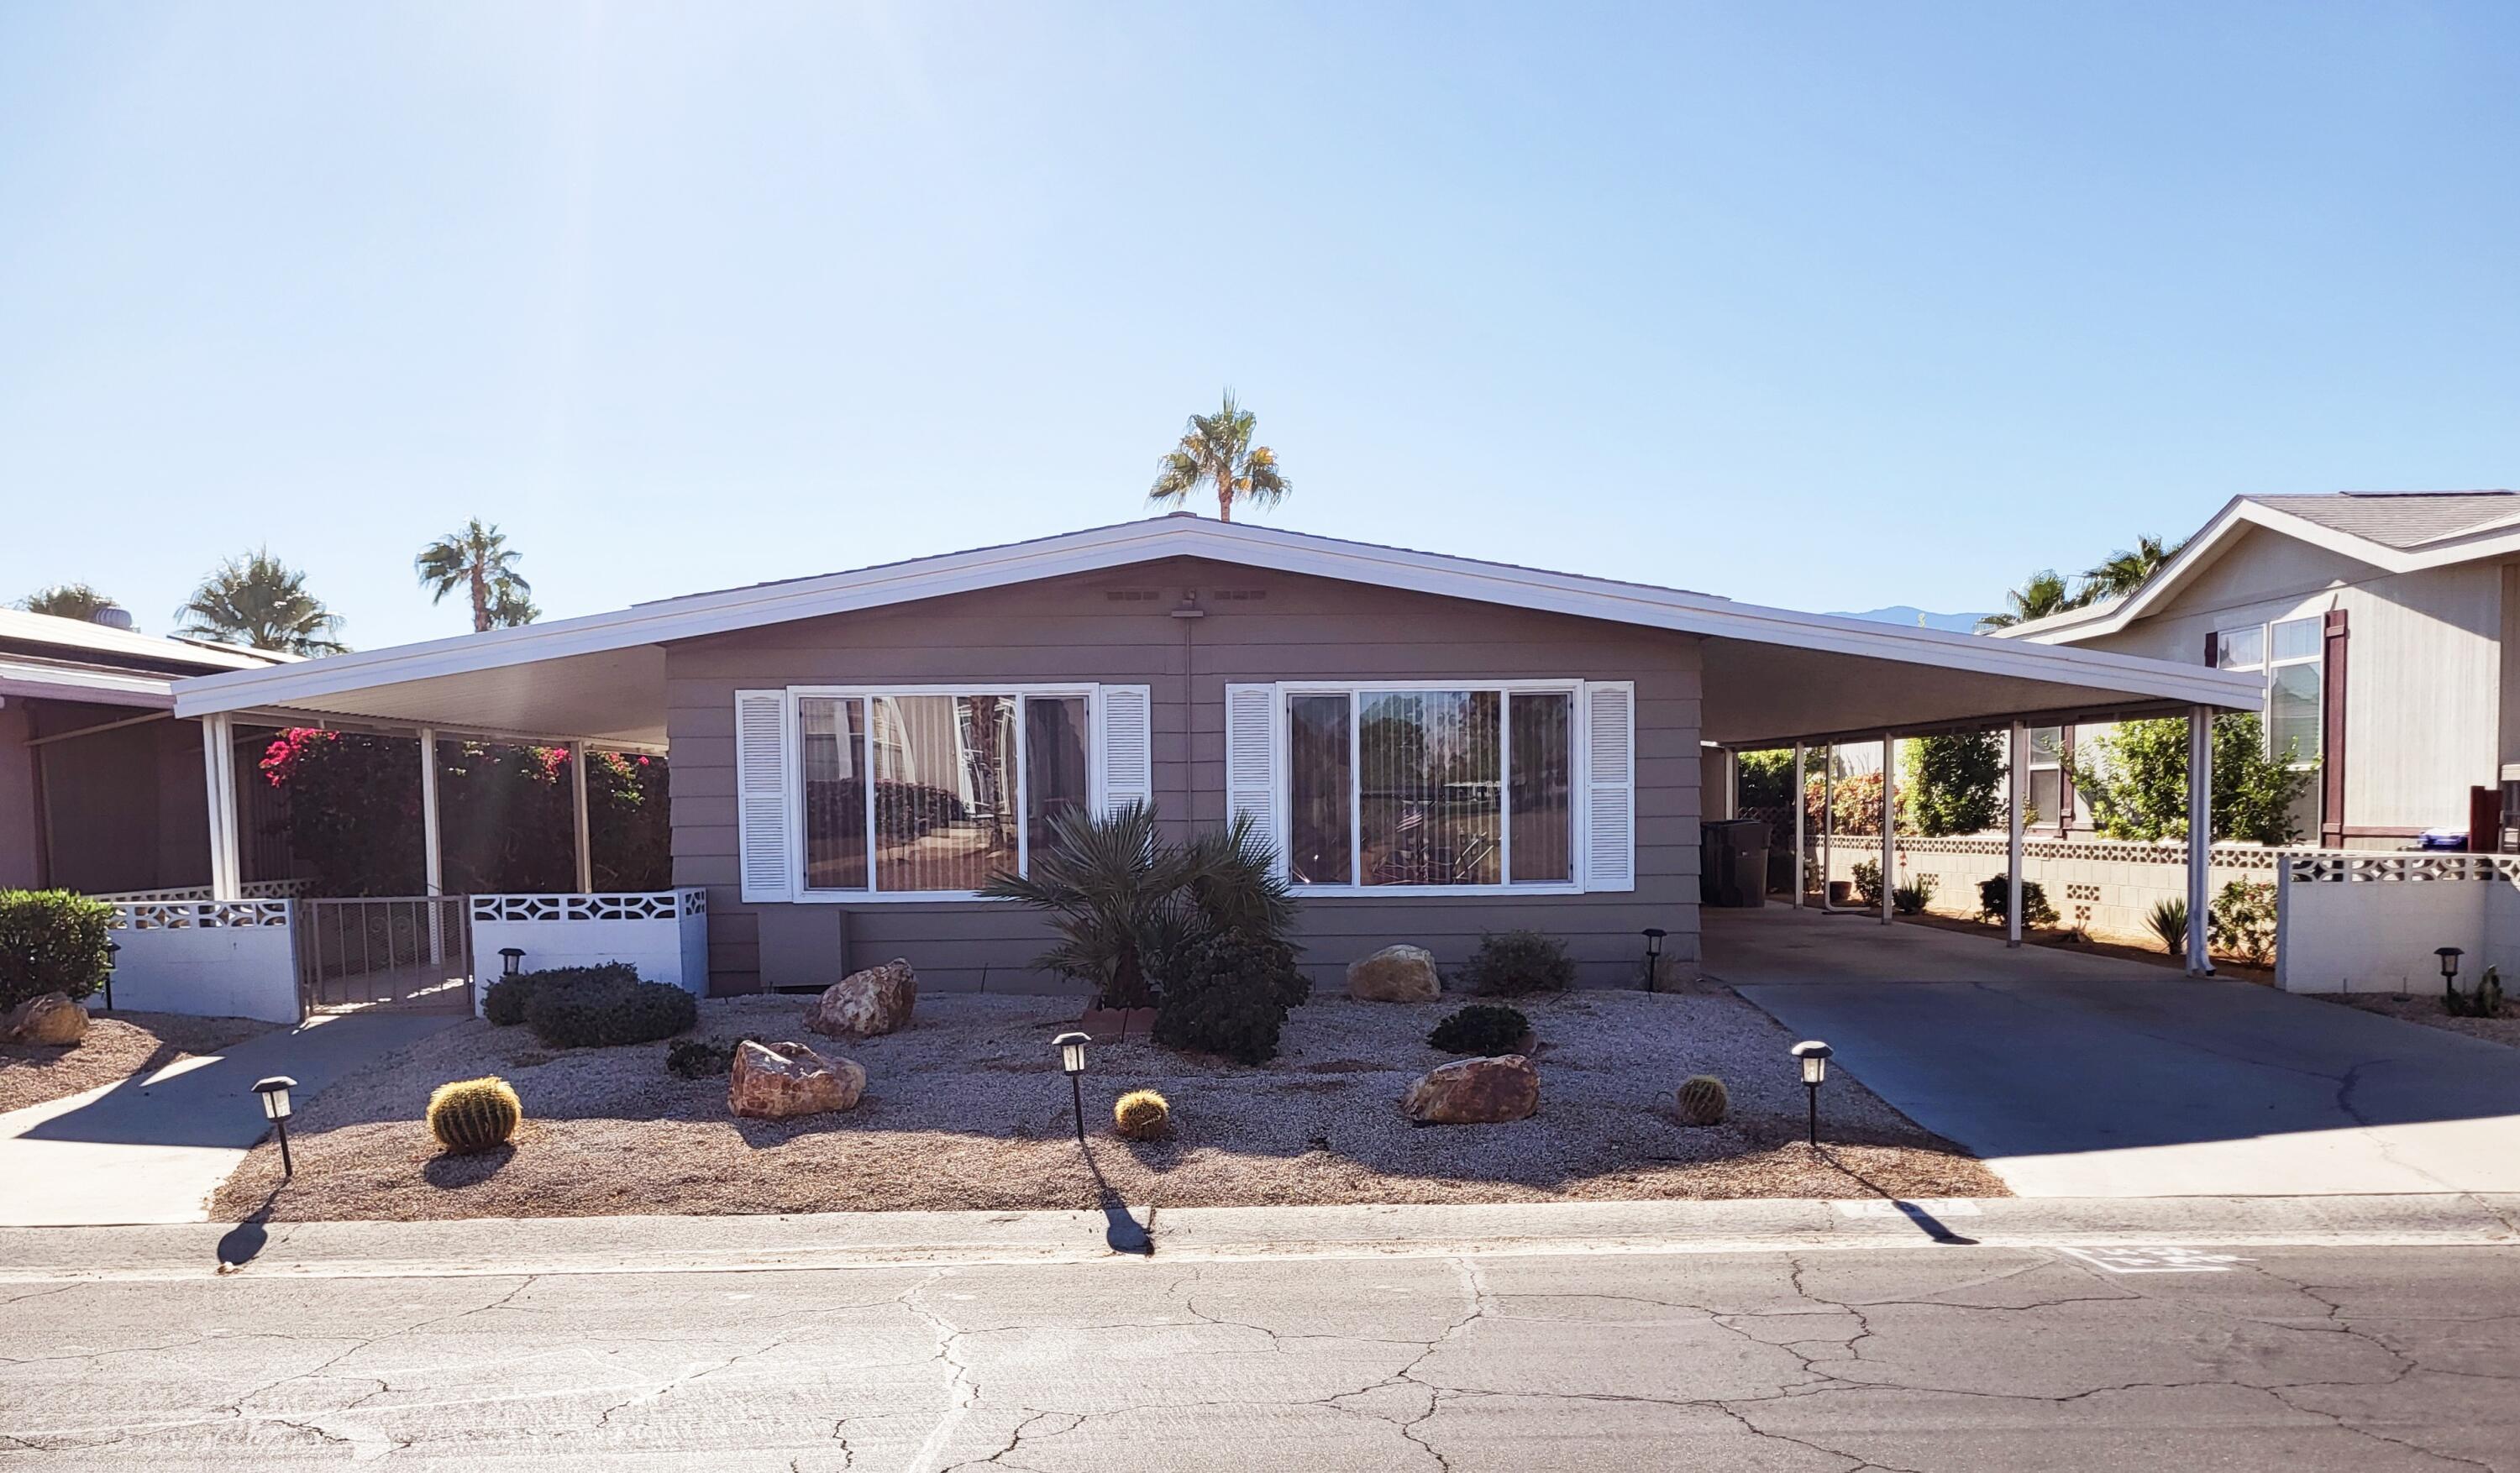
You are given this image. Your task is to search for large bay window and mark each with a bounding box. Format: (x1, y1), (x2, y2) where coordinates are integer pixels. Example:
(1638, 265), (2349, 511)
(1251, 680), (1626, 894)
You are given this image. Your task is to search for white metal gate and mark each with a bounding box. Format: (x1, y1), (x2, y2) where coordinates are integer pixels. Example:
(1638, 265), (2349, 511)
(297, 896), (474, 1013)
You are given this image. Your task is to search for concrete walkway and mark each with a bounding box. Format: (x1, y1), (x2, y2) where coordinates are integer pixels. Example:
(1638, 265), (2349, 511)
(0, 1009), (459, 1227)
(1710, 907), (2520, 1196)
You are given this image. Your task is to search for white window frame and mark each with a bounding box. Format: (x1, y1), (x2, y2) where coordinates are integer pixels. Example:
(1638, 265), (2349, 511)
(785, 683), (1102, 904)
(2024, 726), (2066, 833)
(2265, 616), (2323, 768)
(1270, 678), (1593, 899)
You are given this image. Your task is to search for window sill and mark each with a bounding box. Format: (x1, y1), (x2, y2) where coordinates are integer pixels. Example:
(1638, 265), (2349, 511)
(1288, 883), (1587, 899)
(789, 889), (997, 904)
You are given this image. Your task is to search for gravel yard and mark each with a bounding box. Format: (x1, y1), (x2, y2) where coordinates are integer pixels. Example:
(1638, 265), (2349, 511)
(0, 1010), (276, 1115)
(213, 989), (2004, 1221)
(2315, 989), (2520, 1050)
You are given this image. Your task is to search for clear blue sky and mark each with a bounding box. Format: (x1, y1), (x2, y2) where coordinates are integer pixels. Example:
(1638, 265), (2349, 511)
(4, 3), (2515, 647)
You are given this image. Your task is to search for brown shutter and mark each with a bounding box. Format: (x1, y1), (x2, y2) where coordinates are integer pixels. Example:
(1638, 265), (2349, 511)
(2058, 726), (2076, 831)
(2203, 630), (2219, 667)
(2321, 611), (2348, 847)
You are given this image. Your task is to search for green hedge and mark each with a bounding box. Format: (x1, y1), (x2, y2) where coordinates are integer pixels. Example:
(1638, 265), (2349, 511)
(520, 966), (697, 1048)
(0, 891), (115, 1012)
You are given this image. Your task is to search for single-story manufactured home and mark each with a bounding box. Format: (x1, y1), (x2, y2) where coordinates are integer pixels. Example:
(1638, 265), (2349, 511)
(169, 516), (2259, 994)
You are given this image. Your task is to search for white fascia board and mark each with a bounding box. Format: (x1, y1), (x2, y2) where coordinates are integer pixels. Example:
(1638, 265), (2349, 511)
(2010, 497), (2520, 647)
(0, 661), (177, 708)
(175, 516), (2262, 719)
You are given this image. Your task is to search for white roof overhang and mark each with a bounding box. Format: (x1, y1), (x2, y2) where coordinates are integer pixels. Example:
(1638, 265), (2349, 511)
(2001, 496), (2520, 645)
(173, 516), (2260, 749)
(0, 659), (177, 710)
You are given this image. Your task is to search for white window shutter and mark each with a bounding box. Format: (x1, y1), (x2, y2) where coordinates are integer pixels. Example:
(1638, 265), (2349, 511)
(1224, 684), (1281, 869)
(734, 690), (794, 903)
(1095, 684), (1153, 815)
(1583, 681), (1636, 892)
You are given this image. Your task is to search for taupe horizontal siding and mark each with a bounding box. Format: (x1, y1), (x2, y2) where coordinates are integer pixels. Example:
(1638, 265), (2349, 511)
(668, 557), (1703, 994)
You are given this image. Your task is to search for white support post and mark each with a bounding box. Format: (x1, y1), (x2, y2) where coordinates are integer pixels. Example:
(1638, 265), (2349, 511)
(1714, 749), (1738, 821)
(1791, 743), (1806, 909)
(419, 727), (444, 966)
(570, 739), (594, 894)
(2187, 705), (2215, 976)
(2008, 721), (2027, 948)
(200, 714), (243, 901)
(1880, 731), (1896, 925)
(1819, 748), (1836, 913)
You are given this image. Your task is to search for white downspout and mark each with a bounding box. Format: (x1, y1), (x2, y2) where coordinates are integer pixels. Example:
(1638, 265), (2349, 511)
(1791, 742), (1806, 909)
(419, 727), (444, 967)
(2187, 706), (2215, 976)
(1880, 731), (1896, 925)
(2008, 721), (2027, 948)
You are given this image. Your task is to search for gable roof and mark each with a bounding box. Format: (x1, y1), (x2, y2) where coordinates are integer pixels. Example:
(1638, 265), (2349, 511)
(171, 515), (2257, 744)
(1998, 490), (2520, 643)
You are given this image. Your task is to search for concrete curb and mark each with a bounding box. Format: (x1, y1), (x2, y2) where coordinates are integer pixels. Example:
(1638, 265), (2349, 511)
(4, 1193), (2516, 1283)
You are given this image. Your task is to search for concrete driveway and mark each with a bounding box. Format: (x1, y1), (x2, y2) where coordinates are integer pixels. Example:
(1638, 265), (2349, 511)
(1709, 907), (2520, 1197)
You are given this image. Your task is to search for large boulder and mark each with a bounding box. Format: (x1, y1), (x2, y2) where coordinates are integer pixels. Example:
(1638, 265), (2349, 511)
(1403, 1054), (1539, 1124)
(805, 958), (917, 1038)
(1347, 945), (1441, 1003)
(1, 992), (88, 1048)
(728, 1040), (866, 1119)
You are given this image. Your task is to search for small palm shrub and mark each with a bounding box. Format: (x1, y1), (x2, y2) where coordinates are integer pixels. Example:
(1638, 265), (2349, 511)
(1427, 1004), (1530, 1056)
(1152, 932), (1291, 1064)
(427, 1076), (522, 1153)
(2446, 965), (2507, 1019)
(1977, 875), (2058, 929)
(664, 1035), (756, 1078)
(1892, 875), (1935, 916)
(1113, 1089), (1172, 1140)
(2146, 899), (2188, 957)
(0, 890), (115, 1011)
(2208, 880), (2277, 967)
(1676, 1074), (1729, 1126)
(1462, 930), (1575, 997)
(525, 971), (697, 1048)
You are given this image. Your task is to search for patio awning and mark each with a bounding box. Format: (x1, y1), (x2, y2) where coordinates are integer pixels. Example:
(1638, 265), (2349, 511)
(170, 516), (2260, 748)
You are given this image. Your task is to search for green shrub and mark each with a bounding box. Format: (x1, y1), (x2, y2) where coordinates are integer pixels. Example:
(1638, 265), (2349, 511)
(485, 962), (638, 1028)
(2207, 880), (2277, 967)
(1676, 1074), (1729, 1125)
(664, 1035), (756, 1078)
(2146, 899), (2189, 957)
(427, 1076), (522, 1153)
(1903, 731), (2006, 837)
(1977, 875), (2058, 928)
(524, 967), (696, 1048)
(0, 890), (115, 1011)
(1850, 860), (1884, 909)
(1461, 930), (1575, 997)
(1892, 874), (1936, 916)
(2068, 714), (2316, 845)
(1152, 932), (1291, 1064)
(1427, 1004), (1530, 1056)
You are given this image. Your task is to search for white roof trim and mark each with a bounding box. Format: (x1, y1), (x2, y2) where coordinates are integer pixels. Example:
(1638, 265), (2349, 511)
(0, 659), (177, 709)
(2003, 496), (2520, 645)
(176, 516), (2262, 718)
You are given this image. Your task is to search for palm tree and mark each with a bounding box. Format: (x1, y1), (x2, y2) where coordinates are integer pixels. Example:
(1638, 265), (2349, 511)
(174, 550), (348, 654)
(1977, 570), (2077, 632)
(485, 583), (540, 629)
(2081, 534), (2185, 602)
(16, 583), (119, 623)
(1147, 391), (1290, 522)
(415, 519), (531, 633)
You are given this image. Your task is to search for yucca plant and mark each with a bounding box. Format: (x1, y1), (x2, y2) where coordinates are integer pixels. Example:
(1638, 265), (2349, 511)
(2145, 899), (2188, 956)
(979, 802), (1296, 1009)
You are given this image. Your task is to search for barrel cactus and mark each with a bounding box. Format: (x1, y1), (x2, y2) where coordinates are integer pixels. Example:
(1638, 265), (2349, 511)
(427, 1076), (522, 1153)
(1676, 1074), (1729, 1126)
(1112, 1088), (1172, 1140)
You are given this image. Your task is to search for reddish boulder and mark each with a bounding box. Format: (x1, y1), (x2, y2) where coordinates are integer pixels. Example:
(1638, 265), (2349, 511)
(805, 958), (917, 1039)
(728, 1040), (866, 1119)
(1402, 1054), (1539, 1124)
(1, 992), (88, 1047)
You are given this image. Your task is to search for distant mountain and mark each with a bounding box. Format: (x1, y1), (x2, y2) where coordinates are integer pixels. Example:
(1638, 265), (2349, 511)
(1829, 605), (1994, 634)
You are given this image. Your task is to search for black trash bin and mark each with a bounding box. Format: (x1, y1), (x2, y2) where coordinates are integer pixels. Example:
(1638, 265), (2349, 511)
(1700, 818), (1770, 908)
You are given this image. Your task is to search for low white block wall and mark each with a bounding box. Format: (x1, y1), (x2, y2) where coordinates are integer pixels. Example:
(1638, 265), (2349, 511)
(1809, 833), (2281, 947)
(469, 890), (711, 1014)
(105, 900), (302, 1025)
(2275, 852), (2520, 994)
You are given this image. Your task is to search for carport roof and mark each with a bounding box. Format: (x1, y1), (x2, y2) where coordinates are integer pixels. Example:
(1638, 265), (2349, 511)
(171, 516), (2260, 749)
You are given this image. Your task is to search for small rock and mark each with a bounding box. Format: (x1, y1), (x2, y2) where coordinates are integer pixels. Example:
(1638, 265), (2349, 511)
(805, 958), (917, 1038)
(728, 1040), (866, 1119)
(1402, 1054), (1539, 1124)
(1347, 945), (1441, 1003)
(1, 992), (88, 1047)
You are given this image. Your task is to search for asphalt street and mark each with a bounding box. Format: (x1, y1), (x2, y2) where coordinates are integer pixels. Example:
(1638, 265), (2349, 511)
(3, 1239), (2515, 1470)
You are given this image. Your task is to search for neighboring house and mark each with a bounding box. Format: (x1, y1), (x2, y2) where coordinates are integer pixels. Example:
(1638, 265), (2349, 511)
(170, 516), (2253, 993)
(0, 608), (288, 892)
(2001, 490), (2520, 849)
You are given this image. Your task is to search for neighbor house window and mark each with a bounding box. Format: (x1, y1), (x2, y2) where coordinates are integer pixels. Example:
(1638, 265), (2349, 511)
(797, 689), (1090, 894)
(1284, 684), (1579, 890)
(2026, 726), (2065, 831)
(2217, 616), (2323, 840)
